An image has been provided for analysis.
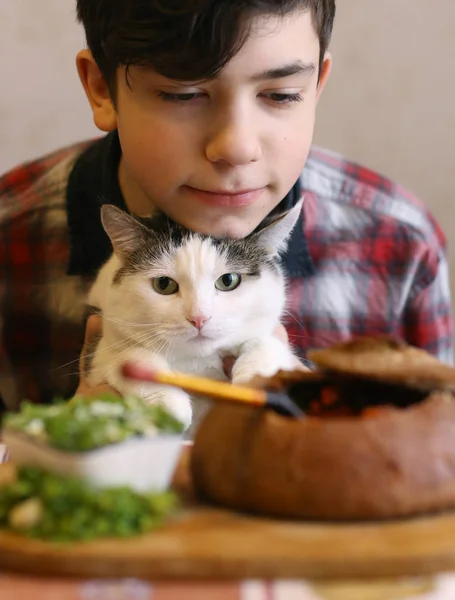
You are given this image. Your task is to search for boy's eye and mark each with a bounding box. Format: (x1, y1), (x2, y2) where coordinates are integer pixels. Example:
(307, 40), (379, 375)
(152, 276), (179, 295)
(263, 92), (304, 104)
(157, 91), (202, 103)
(157, 91), (303, 105)
(215, 273), (241, 291)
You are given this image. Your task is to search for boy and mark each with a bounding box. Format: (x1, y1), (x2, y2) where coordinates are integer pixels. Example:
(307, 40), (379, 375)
(0, 0), (452, 413)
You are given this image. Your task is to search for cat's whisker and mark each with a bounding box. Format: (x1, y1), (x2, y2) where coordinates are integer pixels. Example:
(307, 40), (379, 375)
(131, 334), (170, 352)
(282, 311), (335, 344)
(88, 308), (150, 330)
(59, 346), (143, 380)
(101, 314), (159, 329)
(144, 336), (169, 359)
(60, 369), (85, 380)
(163, 338), (176, 364)
(282, 310), (308, 330)
(83, 345), (151, 380)
(97, 305), (177, 331)
(54, 338), (132, 372)
(53, 327), (160, 373)
(55, 327), (168, 377)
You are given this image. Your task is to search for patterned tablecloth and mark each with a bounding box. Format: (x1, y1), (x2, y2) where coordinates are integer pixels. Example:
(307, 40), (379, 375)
(2, 574), (455, 600)
(2, 443), (455, 600)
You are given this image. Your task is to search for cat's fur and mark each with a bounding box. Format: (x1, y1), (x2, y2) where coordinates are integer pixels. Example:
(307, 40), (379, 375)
(86, 201), (302, 434)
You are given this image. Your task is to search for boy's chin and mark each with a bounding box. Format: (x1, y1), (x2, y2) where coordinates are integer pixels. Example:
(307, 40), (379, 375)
(191, 214), (269, 239)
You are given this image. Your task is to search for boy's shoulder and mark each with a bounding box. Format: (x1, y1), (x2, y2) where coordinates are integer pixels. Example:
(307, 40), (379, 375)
(303, 146), (446, 252)
(0, 139), (95, 225)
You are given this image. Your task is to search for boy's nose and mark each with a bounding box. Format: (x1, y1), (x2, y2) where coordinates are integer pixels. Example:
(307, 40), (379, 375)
(187, 315), (210, 330)
(206, 117), (262, 166)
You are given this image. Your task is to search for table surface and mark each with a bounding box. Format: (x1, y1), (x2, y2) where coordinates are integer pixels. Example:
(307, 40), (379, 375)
(2, 444), (455, 600)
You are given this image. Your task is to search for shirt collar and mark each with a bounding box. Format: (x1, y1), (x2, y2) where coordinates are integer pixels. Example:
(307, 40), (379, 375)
(66, 131), (315, 278)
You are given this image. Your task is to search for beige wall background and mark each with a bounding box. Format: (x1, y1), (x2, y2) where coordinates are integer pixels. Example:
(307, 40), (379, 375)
(1, 1), (455, 297)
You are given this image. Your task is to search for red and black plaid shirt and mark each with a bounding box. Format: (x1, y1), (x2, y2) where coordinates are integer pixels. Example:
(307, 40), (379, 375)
(0, 132), (452, 411)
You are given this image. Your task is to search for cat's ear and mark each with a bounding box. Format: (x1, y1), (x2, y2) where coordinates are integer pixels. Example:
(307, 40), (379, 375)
(252, 198), (303, 257)
(100, 205), (149, 257)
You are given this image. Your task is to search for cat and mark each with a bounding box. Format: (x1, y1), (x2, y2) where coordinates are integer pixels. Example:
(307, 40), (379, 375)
(85, 200), (303, 434)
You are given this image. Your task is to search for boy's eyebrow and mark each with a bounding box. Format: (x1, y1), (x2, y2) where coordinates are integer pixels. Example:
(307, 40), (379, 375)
(250, 61), (316, 81)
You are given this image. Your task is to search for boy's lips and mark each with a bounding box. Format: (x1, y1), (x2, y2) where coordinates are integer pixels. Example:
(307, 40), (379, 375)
(184, 185), (264, 208)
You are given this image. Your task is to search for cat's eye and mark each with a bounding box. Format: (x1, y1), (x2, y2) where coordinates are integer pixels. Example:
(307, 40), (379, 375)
(152, 276), (179, 295)
(215, 273), (241, 291)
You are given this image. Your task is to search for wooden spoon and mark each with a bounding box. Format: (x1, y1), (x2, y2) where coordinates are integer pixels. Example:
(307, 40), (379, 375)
(121, 363), (304, 418)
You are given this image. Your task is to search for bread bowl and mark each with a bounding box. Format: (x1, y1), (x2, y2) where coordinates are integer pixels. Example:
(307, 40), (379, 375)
(191, 337), (455, 520)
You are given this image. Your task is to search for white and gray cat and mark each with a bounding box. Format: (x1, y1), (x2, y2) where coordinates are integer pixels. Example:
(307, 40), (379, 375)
(85, 200), (303, 433)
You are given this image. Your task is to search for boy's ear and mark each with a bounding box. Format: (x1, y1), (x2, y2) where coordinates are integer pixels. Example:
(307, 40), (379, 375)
(76, 49), (117, 132)
(101, 205), (149, 257)
(252, 198), (303, 257)
(316, 51), (332, 102)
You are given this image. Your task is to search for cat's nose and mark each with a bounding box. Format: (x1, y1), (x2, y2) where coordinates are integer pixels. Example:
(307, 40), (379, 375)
(187, 315), (210, 330)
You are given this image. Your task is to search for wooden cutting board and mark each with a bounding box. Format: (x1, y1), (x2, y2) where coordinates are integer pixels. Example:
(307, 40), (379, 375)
(2, 447), (455, 581)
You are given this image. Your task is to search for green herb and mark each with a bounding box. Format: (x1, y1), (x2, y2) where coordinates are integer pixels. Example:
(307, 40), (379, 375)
(0, 466), (177, 542)
(4, 394), (184, 452)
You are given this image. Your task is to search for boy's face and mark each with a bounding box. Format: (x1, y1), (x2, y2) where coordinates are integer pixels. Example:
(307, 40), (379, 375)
(78, 11), (331, 238)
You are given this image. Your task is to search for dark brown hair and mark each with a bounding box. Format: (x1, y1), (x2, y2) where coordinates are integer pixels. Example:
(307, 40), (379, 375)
(76, 0), (335, 91)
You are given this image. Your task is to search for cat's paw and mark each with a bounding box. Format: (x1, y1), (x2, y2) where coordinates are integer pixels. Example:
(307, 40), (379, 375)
(144, 387), (193, 431)
(231, 359), (278, 386)
(231, 339), (300, 386)
(231, 368), (269, 387)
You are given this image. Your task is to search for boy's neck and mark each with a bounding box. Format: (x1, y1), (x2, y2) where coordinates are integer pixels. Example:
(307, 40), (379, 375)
(118, 157), (156, 217)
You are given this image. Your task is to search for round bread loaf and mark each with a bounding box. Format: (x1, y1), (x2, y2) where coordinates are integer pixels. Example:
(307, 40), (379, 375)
(192, 337), (455, 520)
(308, 336), (455, 391)
(191, 393), (455, 520)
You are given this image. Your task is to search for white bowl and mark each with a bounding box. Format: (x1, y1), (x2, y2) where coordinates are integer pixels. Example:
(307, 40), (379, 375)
(2, 430), (183, 493)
